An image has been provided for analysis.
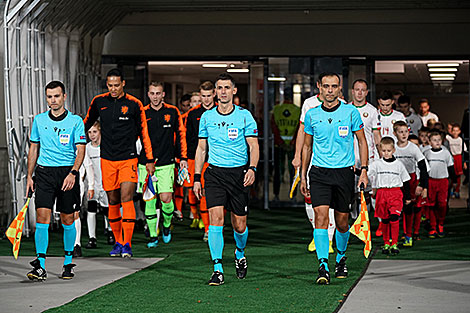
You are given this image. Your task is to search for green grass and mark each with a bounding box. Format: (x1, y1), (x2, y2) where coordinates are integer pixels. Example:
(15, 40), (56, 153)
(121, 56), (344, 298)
(1, 206), (468, 312)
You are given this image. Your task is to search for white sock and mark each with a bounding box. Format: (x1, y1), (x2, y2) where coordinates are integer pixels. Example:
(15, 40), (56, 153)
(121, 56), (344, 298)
(328, 208), (336, 242)
(87, 212), (97, 239)
(156, 209), (161, 233)
(74, 218), (81, 246)
(104, 214), (111, 231)
(305, 203), (315, 229)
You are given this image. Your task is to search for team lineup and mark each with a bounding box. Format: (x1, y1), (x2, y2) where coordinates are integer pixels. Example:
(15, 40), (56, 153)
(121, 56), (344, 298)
(24, 70), (463, 286)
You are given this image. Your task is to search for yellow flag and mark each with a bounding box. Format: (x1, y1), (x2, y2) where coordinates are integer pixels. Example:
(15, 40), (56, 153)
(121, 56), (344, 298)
(289, 168), (300, 199)
(349, 191), (371, 258)
(6, 198), (31, 259)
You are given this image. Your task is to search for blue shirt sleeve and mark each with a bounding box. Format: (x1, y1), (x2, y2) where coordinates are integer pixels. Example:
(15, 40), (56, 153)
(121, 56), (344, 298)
(74, 117), (86, 145)
(198, 113), (208, 138)
(303, 110), (313, 135)
(244, 111), (258, 137)
(351, 107), (364, 132)
(30, 116), (40, 143)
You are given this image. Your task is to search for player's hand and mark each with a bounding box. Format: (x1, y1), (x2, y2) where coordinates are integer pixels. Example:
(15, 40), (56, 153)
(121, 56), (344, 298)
(405, 200), (412, 205)
(180, 160), (188, 170)
(464, 162), (468, 170)
(300, 178), (310, 198)
(26, 176), (35, 196)
(88, 189), (94, 200)
(244, 169), (256, 187)
(421, 188), (428, 199)
(415, 186), (423, 197)
(146, 162), (156, 176)
(62, 173), (76, 191)
(193, 181), (203, 200)
(292, 156), (301, 170)
(357, 170), (368, 189)
(372, 188), (377, 199)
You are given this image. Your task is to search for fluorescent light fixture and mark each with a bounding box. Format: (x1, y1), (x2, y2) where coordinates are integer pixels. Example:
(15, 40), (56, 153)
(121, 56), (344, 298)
(431, 77), (455, 80)
(427, 63), (460, 67)
(227, 68), (249, 73)
(268, 77), (287, 82)
(202, 63), (227, 68)
(430, 73), (456, 77)
(428, 68), (458, 72)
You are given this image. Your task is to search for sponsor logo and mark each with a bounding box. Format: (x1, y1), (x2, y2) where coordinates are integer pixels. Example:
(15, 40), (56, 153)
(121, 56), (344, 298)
(119, 117), (129, 120)
(228, 128), (238, 140)
(163, 124), (171, 128)
(121, 105), (129, 115)
(101, 106), (107, 110)
(338, 126), (349, 138)
(59, 134), (70, 145)
(164, 114), (171, 122)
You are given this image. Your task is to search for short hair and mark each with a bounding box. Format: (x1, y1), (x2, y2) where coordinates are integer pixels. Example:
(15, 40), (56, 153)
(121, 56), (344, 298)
(397, 95), (411, 105)
(393, 120), (409, 133)
(409, 134), (419, 141)
(149, 81), (164, 89)
(419, 98), (429, 105)
(106, 68), (124, 80)
(352, 79), (368, 89)
(392, 90), (404, 97)
(45, 80), (66, 94)
(418, 126), (430, 134)
(318, 72), (341, 84)
(90, 121), (101, 131)
(429, 130), (442, 139)
(215, 73), (236, 87)
(377, 90), (393, 101)
(199, 81), (214, 91)
(452, 123), (461, 130)
(180, 94), (192, 103)
(380, 137), (395, 147)
(191, 91), (200, 97)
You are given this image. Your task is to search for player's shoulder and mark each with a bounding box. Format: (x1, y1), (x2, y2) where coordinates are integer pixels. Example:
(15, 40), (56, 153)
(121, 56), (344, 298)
(187, 104), (202, 116)
(393, 110), (406, 119)
(68, 112), (85, 123)
(163, 103), (182, 114)
(91, 92), (110, 104)
(34, 111), (50, 120)
(124, 93), (143, 106)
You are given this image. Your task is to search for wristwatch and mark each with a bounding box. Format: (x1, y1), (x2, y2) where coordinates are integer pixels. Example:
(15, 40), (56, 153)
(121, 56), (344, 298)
(70, 169), (79, 176)
(360, 166), (368, 171)
(248, 166), (257, 173)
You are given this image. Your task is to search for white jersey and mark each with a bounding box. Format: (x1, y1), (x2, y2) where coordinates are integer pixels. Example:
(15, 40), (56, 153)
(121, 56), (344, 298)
(404, 112), (422, 136)
(424, 148), (454, 179)
(369, 158), (410, 189)
(351, 102), (380, 163)
(84, 142), (103, 191)
(419, 112), (439, 127)
(420, 144), (431, 154)
(446, 135), (467, 156)
(300, 95), (346, 123)
(395, 142), (426, 174)
(376, 109), (407, 142)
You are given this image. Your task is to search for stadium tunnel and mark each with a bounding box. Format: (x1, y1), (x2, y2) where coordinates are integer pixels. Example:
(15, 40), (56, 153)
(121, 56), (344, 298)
(1, 0), (470, 233)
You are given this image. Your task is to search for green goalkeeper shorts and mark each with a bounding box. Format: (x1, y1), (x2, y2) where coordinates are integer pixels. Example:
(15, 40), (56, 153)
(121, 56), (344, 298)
(137, 163), (175, 194)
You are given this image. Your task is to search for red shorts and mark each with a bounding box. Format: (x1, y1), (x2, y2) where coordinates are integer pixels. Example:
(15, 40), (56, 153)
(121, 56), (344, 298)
(374, 188), (403, 220)
(454, 154), (463, 176)
(101, 158), (138, 191)
(409, 173), (419, 200)
(183, 159), (208, 188)
(427, 178), (449, 207)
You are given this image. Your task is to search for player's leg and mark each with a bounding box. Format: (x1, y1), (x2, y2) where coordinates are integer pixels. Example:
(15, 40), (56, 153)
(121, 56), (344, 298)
(188, 190), (200, 228)
(86, 200), (98, 248)
(389, 214), (401, 255)
(208, 206), (225, 285)
(381, 218), (391, 254)
(156, 164), (176, 243)
(437, 179), (449, 237)
(28, 207), (51, 281)
(427, 179), (438, 238)
(199, 163), (210, 241)
(334, 210), (349, 278)
(138, 163), (159, 246)
(73, 211), (82, 257)
(328, 208), (336, 253)
(313, 205), (331, 283)
(305, 163), (316, 251)
(120, 181), (137, 256)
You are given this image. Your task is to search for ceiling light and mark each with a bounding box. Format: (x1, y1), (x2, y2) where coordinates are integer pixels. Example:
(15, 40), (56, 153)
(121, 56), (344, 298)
(268, 77), (287, 82)
(428, 68), (458, 72)
(202, 63), (228, 68)
(227, 68), (249, 73)
(427, 63), (460, 67)
(430, 73), (456, 77)
(431, 77), (455, 80)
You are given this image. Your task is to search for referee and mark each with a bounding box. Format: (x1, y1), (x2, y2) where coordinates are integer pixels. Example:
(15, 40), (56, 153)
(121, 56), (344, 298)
(26, 81), (86, 281)
(300, 72), (368, 285)
(193, 73), (259, 286)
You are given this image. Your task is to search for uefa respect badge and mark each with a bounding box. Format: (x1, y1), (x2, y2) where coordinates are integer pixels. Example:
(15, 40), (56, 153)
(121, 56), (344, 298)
(228, 128), (238, 141)
(59, 134), (70, 145)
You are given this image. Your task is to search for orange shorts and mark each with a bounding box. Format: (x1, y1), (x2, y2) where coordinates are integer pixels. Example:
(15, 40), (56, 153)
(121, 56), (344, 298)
(183, 159), (208, 188)
(101, 158), (138, 191)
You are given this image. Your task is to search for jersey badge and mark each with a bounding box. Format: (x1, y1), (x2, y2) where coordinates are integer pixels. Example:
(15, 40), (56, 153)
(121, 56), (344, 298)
(282, 109), (291, 118)
(228, 128), (239, 141)
(392, 119), (396, 124)
(121, 105), (129, 115)
(410, 119), (414, 124)
(338, 126), (349, 138)
(363, 112), (369, 118)
(164, 114), (171, 122)
(59, 134), (70, 146)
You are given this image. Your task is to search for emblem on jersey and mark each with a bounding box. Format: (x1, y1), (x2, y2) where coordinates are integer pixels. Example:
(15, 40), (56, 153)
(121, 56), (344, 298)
(121, 105), (129, 115)
(338, 126), (349, 138)
(59, 134), (70, 145)
(363, 112), (369, 118)
(228, 128), (238, 141)
(410, 119), (414, 124)
(283, 109), (291, 117)
(392, 119), (396, 124)
(164, 114), (171, 122)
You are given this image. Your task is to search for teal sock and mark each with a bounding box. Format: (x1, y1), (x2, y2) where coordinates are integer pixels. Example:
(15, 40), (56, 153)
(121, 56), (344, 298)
(314, 228), (329, 271)
(62, 222), (76, 265)
(234, 227), (248, 259)
(161, 201), (174, 228)
(335, 229), (350, 263)
(208, 225), (224, 273)
(35, 223), (49, 268)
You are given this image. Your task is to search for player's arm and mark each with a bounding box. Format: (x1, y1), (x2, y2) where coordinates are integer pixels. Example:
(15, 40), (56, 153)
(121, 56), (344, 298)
(136, 102), (155, 176)
(244, 137), (259, 187)
(62, 144), (86, 191)
(355, 128), (369, 188)
(83, 97), (99, 132)
(292, 123), (305, 169)
(300, 133), (312, 197)
(373, 129), (381, 156)
(84, 150), (95, 199)
(26, 142), (39, 195)
(175, 108), (188, 169)
(193, 138), (207, 199)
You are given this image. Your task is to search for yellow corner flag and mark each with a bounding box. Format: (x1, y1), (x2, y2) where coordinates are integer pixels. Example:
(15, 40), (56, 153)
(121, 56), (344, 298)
(6, 196), (32, 259)
(289, 168), (300, 199)
(349, 190), (371, 258)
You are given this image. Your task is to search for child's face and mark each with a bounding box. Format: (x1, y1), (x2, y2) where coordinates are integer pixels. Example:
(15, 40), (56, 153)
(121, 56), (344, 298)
(394, 126), (409, 144)
(380, 143), (395, 159)
(451, 126), (461, 138)
(419, 132), (429, 145)
(429, 135), (442, 149)
(447, 124), (453, 134)
(88, 126), (100, 143)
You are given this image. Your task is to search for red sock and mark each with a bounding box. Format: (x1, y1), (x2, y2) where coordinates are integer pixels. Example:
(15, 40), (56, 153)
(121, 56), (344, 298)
(188, 189), (199, 218)
(382, 223), (390, 245)
(390, 220), (399, 246)
(456, 176), (461, 193)
(412, 208), (422, 235)
(437, 203), (447, 227)
(174, 186), (184, 213)
(108, 204), (123, 244)
(122, 200), (136, 247)
(200, 196), (209, 232)
(424, 206), (430, 220)
(404, 213), (413, 237)
(429, 208), (437, 232)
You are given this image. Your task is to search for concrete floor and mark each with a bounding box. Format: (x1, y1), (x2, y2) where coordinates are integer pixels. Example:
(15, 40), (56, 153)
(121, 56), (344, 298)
(0, 256), (163, 312)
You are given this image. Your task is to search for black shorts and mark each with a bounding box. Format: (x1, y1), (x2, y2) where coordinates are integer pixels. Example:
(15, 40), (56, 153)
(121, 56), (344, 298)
(204, 164), (250, 216)
(35, 165), (80, 214)
(308, 165), (355, 213)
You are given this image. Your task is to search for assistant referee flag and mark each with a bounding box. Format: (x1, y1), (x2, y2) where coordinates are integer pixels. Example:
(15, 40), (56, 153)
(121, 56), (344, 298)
(350, 190), (371, 258)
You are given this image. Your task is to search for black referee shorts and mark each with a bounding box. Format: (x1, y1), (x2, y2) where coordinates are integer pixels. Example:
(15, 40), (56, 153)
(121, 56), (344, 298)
(308, 165), (355, 213)
(35, 165), (80, 214)
(204, 164), (250, 216)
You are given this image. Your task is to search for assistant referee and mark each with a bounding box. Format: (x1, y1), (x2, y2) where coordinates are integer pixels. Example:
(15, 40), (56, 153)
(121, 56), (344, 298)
(300, 72), (369, 285)
(193, 73), (259, 286)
